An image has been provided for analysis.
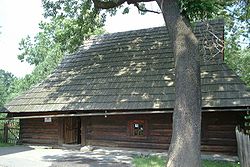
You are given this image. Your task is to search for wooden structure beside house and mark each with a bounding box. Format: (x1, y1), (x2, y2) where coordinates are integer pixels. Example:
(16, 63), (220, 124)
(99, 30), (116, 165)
(1, 19), (250, 155)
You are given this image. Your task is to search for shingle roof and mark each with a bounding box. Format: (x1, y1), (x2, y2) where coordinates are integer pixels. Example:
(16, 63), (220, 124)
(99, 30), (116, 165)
(2, 19), (250, 113)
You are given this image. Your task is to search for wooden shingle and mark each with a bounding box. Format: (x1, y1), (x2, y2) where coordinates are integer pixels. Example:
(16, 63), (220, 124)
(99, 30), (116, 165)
(2, 19), (250, 113)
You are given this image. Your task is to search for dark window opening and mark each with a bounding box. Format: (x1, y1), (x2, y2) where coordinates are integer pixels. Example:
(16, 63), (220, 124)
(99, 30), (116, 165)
(133, 123), (144, 136)
(128, 120), (147, 138)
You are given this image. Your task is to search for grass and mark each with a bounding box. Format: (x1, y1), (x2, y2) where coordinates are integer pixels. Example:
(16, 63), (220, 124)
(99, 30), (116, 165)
(202, 160), (240, 167)
(0, 143), (14, 147)
(132, 155), (165, 167)
(132, 155), (240, 167)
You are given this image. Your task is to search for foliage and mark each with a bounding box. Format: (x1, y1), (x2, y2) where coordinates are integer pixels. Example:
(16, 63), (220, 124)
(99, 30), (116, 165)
(7, 0), (105, 100)
(0, 113), (7, 129)
(225, 48), (250, 86)
(244, 111), (250, 134)
(132, 155), (240, 167)
(19, 0), (105, 66)
(222, 1), (250, 85)
(179, 0), (223, 21)
(0, 70), (16, 107)
(212, 0), (250, 86)
(223, 0), (249, 48)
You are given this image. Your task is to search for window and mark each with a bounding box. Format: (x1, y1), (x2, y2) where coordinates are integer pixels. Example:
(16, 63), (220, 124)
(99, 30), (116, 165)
(128, 120), (148, 138)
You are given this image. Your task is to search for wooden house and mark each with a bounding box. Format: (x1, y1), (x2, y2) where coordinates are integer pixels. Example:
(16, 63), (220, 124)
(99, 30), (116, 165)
(1, 19), (250, 155)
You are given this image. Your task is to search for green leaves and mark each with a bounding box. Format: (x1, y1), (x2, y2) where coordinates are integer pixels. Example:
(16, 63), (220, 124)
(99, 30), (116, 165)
(0, 70), (16, 107)
(225, 47), (250, 86)
(179, 0), (222, 21)
(122, 7), (130, 14)
(8, 0), (105, 102)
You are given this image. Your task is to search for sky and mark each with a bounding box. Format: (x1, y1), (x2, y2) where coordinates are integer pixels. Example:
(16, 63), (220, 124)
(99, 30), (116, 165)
(0, 0), (164, 78)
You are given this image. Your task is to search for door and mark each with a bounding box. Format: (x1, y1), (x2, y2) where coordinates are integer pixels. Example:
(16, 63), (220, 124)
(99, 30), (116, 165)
(63, 117), (80, 144)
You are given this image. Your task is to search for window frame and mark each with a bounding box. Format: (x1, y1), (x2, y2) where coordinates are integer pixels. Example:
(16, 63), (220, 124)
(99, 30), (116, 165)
(128, 120), (148, 138)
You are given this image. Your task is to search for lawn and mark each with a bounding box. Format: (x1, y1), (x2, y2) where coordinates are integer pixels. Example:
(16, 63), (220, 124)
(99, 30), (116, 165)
(132, 155), (240, 167)
(0, 143), (14, 147)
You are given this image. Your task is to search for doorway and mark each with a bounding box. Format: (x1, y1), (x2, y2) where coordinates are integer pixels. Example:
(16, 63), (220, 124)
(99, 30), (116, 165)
(63, 117), (81, 144)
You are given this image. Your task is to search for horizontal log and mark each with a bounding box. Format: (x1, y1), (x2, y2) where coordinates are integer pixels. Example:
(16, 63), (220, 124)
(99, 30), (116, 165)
(88, 125), (127, 132)
(201, 145), (236, 155)
(20, 133), (58, 139)
(20, 124), (58, 128)
(149, 129), (172, 136)
(202, 138), (236, 146)
(150, 124), (172, 130)
(207, 132), (236, 139)
(147, 137), (171, 143)
(21, 129), (58, 134)
(21, 134), (58, 140)
(22, 138), (58, 144)
(6, 111), (172, 119)
(87, 132), (128, 139)
(87, 139), (170, 150)
(207, 124), (235, 129)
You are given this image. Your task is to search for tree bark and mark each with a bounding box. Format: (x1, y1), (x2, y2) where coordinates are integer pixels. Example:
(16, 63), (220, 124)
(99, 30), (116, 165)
(156, 0), (202, 166)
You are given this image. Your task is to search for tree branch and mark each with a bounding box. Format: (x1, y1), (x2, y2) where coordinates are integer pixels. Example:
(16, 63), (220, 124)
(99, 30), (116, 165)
(127, 0), (155, 4)
(134, 3), (161, 14)
(92, 0), (155, 9)
(92, 0), (127, 9)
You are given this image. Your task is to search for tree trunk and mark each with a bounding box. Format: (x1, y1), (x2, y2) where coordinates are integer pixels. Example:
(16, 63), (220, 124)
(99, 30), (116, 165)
(156, 0), (202, 166)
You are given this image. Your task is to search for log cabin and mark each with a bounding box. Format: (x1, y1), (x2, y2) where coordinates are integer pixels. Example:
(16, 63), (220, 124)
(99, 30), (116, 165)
(1, 19), (250, 155)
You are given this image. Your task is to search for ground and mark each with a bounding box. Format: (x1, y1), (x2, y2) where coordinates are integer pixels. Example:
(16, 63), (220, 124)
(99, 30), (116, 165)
(0, 145), (238, 167)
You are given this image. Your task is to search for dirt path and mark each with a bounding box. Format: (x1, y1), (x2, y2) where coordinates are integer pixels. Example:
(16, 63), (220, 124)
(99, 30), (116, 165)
(0, 145), (238, 167)
(0, 146), (133, 167)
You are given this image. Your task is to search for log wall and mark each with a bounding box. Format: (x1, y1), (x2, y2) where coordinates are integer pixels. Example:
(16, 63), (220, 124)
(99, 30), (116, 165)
(85, 112), (244, 155)
(20, 118), (59, 145)
(86, 114), (172, 150)
(19, 111), (244, 155)
(201, 112), (244, 154)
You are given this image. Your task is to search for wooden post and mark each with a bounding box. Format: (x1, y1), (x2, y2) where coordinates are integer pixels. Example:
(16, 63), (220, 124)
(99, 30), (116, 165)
(81, 117), (86, 146)
(3, 123), (8, 143)
(18, 120), (22, 144)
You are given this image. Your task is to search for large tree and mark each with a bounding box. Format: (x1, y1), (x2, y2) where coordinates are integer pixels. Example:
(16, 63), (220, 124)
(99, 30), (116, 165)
(91, 0), (215, 166)
(41, 0), (249, 166)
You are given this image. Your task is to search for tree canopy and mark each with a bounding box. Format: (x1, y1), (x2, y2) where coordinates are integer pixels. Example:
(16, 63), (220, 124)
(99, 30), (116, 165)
(6, 0), (105, 101)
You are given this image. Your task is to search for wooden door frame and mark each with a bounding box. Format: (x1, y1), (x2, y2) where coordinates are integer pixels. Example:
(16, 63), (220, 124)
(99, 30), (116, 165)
(58, 117), (64, 145)
(58, 117), (82, 145)
(81, 117), (87, 146)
